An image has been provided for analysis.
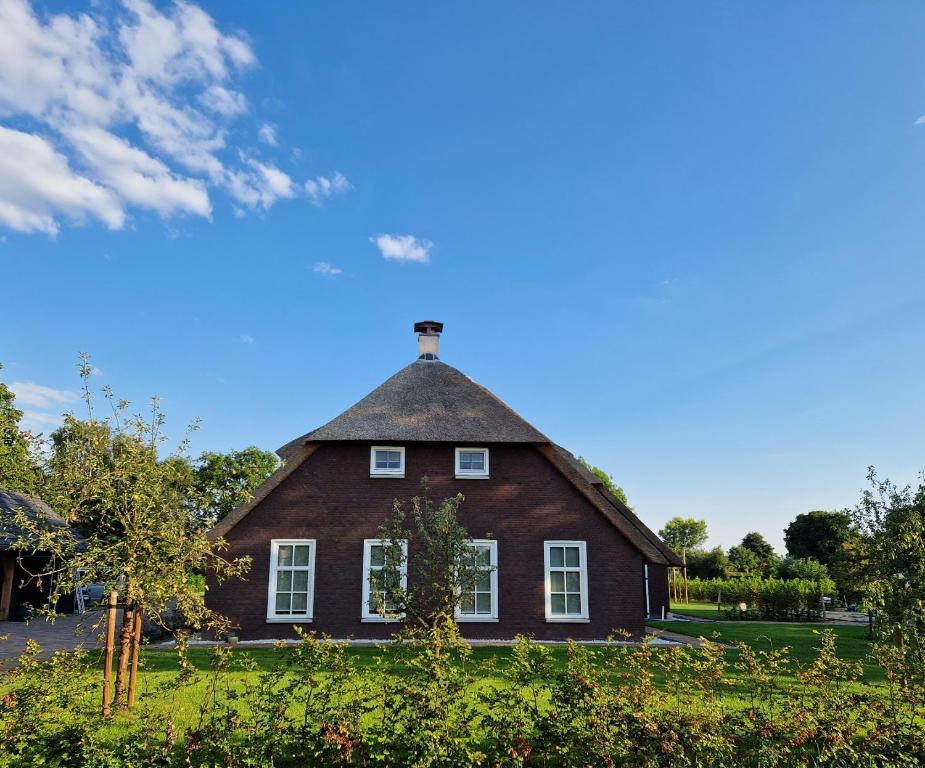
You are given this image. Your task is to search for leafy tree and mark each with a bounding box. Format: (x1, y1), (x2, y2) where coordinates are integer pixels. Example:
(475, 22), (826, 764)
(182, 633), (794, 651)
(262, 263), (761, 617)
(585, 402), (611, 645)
(777, 556), (829, 581)
(658, 516), (708, 602)
(685, 546), (731, 579)
(727, 544), (761, 576)
(374, 479), (488, 629)
(852, 467), (925, 654)
(0, 366), (43, 495)
(191, 447), (279, 528)
(784, 510), (853, 565)
(577, 456), (629, 506)
(12, 355), (249, 713)
(739, 531), (779, 576)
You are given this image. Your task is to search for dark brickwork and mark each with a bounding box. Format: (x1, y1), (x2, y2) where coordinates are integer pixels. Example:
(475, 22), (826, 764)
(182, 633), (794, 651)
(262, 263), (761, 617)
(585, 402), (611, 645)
(646, 563), (670, 619)
(206, 442), (646, 640)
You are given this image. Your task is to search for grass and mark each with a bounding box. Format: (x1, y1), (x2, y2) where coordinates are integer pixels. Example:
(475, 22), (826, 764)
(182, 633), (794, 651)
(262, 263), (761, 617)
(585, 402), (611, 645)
(648, 620), (882, 682)
(6, 621), (884, 736)
(667, 600), (727, 619)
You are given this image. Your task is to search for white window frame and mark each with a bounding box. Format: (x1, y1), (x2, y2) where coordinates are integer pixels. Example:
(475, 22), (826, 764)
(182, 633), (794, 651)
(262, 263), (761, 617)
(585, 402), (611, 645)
(266, 539), (316, 623)
(361, 538), (408, 622)
(455, 539), (499, 622)
(370, 446), (405, 477)
(455, 447), (489, 478)
(544, 540), (590, 623)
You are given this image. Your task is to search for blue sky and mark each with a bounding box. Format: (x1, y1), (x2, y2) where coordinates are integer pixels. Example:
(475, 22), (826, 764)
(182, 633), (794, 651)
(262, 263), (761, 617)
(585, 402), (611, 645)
(1, 1), (924, 551)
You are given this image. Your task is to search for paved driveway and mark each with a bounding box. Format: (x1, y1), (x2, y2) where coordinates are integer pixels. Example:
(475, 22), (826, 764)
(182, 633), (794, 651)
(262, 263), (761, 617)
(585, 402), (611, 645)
(0, 610), (109, 668)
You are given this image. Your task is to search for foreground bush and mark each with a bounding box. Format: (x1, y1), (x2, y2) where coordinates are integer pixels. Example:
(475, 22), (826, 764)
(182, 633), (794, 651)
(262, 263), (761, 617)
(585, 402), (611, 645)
(1, 622), (923, 768)
(683, 576), (837, 621)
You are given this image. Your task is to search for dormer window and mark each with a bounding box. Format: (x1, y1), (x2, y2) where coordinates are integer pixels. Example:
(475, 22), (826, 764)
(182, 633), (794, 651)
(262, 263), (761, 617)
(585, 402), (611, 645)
(455, 447), (489, 478)
(370, 446), (405, 477)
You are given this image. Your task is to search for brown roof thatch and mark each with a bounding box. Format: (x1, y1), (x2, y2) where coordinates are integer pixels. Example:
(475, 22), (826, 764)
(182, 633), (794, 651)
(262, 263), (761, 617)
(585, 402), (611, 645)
(278, 360), (547, 459)
(0, 491), (77, 550)
(220, 356), (681, 566)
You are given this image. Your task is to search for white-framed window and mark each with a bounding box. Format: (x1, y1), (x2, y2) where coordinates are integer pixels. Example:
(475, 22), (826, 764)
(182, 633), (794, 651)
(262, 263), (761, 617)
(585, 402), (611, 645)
(455, 447), (489, 478)
(370, 446), (405, 477)
(544, 541), (589, 622)
(266, 539), (316, 622)
(361, 538), (407, 621)
(455, 539), (498, 622)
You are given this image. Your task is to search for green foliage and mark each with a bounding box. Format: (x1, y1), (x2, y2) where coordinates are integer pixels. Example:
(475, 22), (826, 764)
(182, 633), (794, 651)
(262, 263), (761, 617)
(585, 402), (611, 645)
(375, 480), (489, 628)
(5, 624), (924, 767)
(685, 546), (730, 579)
(727, 543), (761, 576)
(777, 555), (829, 581)
(728, 532), (779, 577)
(683, 576), (837, 621)
(658, 516), (708, 563)
(190, 446), (280, 528)
(784, 509), (853, 564)
(0, 365), (44, 495)
(11, 355), (249, 636)
(576, 456), (629, 506)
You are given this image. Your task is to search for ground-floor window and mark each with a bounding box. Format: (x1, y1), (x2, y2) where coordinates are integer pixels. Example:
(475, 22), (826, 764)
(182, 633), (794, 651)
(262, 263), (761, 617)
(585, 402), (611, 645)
(267, 539), (316, 622)
(361, 538), (407, 621)
(544, 540), (589, 622)
(455, 539), (498, 622)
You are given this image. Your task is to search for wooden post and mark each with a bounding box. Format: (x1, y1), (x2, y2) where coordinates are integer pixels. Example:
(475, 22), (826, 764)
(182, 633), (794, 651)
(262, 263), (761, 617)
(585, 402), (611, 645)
(102, 590), (118, 717)
(127, 606), (142, 707)
(114, 604), (134, 709)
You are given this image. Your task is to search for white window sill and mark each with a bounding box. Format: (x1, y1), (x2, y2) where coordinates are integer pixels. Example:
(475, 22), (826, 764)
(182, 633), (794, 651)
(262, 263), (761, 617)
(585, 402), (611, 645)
(370, 474), (405, 479)
(266, 617), (313, 623)
(455, 616), (499, 623)
(361, 616), (404, 623)
(455, 474), (490, 480)
(545, 617), (590, 623)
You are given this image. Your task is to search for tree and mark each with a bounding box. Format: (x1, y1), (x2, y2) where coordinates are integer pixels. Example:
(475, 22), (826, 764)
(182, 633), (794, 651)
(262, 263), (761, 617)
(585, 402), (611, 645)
(0, 366), (43, 495)
(658, 516), (708, 603)
(777, 556), (829, 581)
(852, 467), (925, 654)
(191, 447), (279, 528)
(739, 532), (779, 577)
(685, 546), (730, 579)
(727, 544), (761, 576)
(577, 457), (629, 507)
(784, 510), (853, 565)
(374, 479), (488, 629)
(12, 356), (249, 714)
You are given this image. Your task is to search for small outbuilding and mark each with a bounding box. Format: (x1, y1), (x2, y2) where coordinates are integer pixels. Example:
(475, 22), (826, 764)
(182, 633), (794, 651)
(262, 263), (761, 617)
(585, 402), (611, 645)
(0, 490), (79, 621)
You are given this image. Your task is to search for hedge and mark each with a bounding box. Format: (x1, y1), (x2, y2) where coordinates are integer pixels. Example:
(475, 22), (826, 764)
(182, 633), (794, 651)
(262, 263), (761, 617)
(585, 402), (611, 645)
(681, 576), (837, 621)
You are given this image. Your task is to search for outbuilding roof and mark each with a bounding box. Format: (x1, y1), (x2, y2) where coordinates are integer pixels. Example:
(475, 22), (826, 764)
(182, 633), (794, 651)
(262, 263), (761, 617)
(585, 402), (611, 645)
(278, 360), (547, 459)
(0, 490), (76, 549)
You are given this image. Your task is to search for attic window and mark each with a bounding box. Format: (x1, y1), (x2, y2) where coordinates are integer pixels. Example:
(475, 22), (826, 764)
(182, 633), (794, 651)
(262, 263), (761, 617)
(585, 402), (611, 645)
(455, 447), (489, 478)
(370, 446), (405, 477)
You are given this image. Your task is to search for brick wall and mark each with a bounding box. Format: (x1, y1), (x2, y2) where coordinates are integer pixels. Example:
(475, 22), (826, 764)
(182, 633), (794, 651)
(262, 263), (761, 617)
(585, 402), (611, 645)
(206, 442), (647, 640)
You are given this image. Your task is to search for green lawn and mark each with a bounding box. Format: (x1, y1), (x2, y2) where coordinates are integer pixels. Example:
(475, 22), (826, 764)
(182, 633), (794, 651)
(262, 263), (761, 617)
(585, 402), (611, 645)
(667, 600), (727, 619)
(648, 620), (882, 682)
(7, 622), (883, 736)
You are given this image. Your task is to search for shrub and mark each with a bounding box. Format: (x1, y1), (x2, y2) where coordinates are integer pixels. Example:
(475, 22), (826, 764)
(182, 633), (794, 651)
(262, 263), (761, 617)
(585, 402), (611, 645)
(684, 576), (836, 621)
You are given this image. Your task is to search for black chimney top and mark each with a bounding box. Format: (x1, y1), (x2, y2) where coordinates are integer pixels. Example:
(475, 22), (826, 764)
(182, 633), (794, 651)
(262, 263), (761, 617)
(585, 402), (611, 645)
(414, 321), (443, 335)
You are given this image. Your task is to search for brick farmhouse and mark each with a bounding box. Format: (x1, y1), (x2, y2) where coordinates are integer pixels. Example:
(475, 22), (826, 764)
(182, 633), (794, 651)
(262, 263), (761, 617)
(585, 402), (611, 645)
(206, 322), (682, 640)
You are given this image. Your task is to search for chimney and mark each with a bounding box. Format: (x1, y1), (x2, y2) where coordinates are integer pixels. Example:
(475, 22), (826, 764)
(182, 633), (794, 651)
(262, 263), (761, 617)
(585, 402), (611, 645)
(414, 320), (443, 360)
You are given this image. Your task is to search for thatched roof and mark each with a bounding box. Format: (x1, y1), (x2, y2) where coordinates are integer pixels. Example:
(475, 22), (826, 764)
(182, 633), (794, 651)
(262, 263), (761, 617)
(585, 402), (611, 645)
(0, 491), (76, 550)
(278, 360), (547, 459)
(219, 356), (682, 567)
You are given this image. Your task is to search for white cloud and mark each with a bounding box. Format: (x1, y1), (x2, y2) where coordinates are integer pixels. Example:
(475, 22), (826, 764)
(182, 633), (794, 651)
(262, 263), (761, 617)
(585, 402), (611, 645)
(0, 0), (338, 235)
(240, 334), (254, 344)
(313, 261), (342, 277)
(371, 233), (433, 264)
(9, 381), (79, 408)
(0, 126), (123, 234)
(916, 115), (925, 126)
(257, 123), (278, 146)
(305, 171), (351, 205)
(20, 410), (65, 433)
